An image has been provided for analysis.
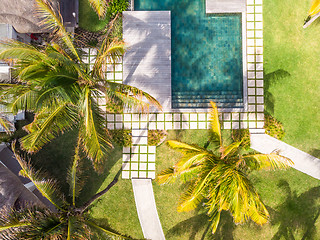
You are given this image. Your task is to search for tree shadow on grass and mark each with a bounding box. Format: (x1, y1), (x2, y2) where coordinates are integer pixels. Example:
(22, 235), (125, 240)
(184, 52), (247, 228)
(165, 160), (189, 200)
(30, 129), (122, 204)
(85, 217), (143, 240)
(309, 149), (320, 158)
(264, 69), (291, 115)
(270, 180), (320, 240)
(166, 211), (235, 240)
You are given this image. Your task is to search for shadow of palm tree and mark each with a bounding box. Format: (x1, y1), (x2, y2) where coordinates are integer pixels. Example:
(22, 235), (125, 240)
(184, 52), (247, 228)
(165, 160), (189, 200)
(264, 69), (291, 115)
(270, 180), (320, 240)
(30, 129), (123, 204)
(166, 211), (235, 240)
(310, 149), (320, 158)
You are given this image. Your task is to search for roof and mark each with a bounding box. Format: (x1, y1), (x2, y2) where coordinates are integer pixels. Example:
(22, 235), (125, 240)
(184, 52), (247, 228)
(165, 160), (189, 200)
(0, 145), (44, 209)
(0, 0), (78, 33)
(0, 163), (43, 209)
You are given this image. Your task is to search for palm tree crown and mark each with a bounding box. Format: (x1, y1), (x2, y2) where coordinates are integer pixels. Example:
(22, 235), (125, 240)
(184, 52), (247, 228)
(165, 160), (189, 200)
(0, 144), (132, 240)
(0, 0), (161, 170)
(157, 102), (293, 234)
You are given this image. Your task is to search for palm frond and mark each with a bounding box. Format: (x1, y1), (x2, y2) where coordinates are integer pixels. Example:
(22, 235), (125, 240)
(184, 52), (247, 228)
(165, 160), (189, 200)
(21, 103), (78, 153)
(221, 141), (241, 159)
(8, 87), (39, 114)
(12, 145), (66, 210)
(93, 39), (126, 79)
(102, 81), (162, 111)
(175, 152), (207, 171)
(247, 196), (269, 225)
(177, 183), (205, 212)
(67, 140), (84, 206)
(35, 0), (80, 60)
(208, 208), (221, 234)
(78, 87), (111, 169)
(242, 153), (293, 171)
(209, 101), (222, 147)
(0, 115), (13, 133)
(0, 39), (46, 61)
(156, 167), (176, 184)
(0, 207), (32, 238)
(167, 140), (204, 153)
(87, 0), (107, 19)
(86, 220), (132, 240)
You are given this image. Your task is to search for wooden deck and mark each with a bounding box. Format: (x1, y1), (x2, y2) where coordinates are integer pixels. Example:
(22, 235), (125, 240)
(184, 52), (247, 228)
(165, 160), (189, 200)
(206, 0), (246, 13)
(123, 11), (171, 111)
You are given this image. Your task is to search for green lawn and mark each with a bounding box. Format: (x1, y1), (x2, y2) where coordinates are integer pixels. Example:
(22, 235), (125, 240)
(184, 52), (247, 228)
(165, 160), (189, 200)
(264, 0), (320, 157)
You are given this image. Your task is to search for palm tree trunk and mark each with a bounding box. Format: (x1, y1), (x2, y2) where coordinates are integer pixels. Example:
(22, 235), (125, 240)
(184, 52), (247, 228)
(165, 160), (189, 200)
(77, 167), (122, 213)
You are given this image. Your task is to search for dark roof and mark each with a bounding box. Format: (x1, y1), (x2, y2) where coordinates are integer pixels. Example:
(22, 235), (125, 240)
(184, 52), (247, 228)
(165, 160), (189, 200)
(0, 162), (43, 209)
(0, 0), (78, 33)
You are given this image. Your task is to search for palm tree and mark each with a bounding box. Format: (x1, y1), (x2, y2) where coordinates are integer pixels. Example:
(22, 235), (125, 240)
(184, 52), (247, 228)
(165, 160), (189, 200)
(304, 0), (320, 28)
(0, 143), (134, 239)
(157, 102), (293, 234)
(0, 0), (161, 170)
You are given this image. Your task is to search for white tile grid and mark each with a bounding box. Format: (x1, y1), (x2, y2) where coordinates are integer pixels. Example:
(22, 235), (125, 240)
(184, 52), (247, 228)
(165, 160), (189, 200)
(122, 130), (157, 179)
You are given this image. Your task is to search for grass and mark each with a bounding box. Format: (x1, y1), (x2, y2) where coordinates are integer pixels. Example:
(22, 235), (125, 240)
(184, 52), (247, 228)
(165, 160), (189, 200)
(78, 0), (109, 32)
(264, 0), (320, 157)
(153, 130), (320, 240)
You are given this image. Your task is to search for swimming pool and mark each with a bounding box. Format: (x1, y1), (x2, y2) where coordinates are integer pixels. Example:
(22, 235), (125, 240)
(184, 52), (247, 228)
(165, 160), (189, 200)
(134, 0), (244, 109)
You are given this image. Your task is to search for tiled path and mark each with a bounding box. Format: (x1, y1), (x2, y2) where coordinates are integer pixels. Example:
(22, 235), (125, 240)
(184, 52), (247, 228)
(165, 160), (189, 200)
(122, 128), (156, 179)
(250, 133), (320, 180)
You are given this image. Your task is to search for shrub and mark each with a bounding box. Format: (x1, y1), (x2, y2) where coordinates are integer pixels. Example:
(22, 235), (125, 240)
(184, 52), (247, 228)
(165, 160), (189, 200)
(109, 129), (132, 147)
(232, 129), (251, 150)
(264, 114), (285, 140)
(107, 0), (129, 18)
(148, 130), (168, 146)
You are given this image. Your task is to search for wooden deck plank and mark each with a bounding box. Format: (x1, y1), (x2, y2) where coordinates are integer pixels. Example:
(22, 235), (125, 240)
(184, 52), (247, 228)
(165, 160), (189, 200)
(123, 11), (171, 111)
(206, 0), (246, 13)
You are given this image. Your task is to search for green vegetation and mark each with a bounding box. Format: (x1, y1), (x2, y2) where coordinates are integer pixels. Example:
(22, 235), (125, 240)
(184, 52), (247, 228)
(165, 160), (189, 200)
(79, 0), (128, 32)
(264, 114), (285, 140)
(0, 145), (132, 239)
(148, 130), (168, 146)
(29, 130), (143, 239)
(264, 0), (320, 157)
(0, 0), (160, 172)
(107, 0), (129, 18)
(79, 0), (109, 32)
(154, 130), (320, 239)
(156, 103), (292, 234)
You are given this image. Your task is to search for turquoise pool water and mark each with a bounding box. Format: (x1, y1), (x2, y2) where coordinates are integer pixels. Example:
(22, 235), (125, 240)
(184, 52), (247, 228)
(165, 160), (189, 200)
(134, 0), (243, 108)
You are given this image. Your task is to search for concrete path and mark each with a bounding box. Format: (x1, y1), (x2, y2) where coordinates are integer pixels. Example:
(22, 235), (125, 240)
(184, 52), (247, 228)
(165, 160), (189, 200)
(132, 179), (165, 240)
(250, 133), (320, 180)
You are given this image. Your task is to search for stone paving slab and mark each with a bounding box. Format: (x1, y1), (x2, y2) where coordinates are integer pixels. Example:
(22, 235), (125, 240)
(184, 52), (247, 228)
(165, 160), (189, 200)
(206, 0), (246, 13)
(132, 179), (166, 240)
(250, 133), (320, 180)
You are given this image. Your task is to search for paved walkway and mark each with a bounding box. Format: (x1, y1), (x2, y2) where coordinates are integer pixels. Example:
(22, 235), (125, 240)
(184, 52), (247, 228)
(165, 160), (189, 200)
(132, 179), (165, 240)
(122, 128), (156, 179)
(250, 132), (320, 180)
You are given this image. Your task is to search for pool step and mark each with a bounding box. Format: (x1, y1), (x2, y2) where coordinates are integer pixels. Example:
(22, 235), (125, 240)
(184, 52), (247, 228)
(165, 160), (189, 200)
(172, 102), (243, 109)
(172, 91), (243, 109)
